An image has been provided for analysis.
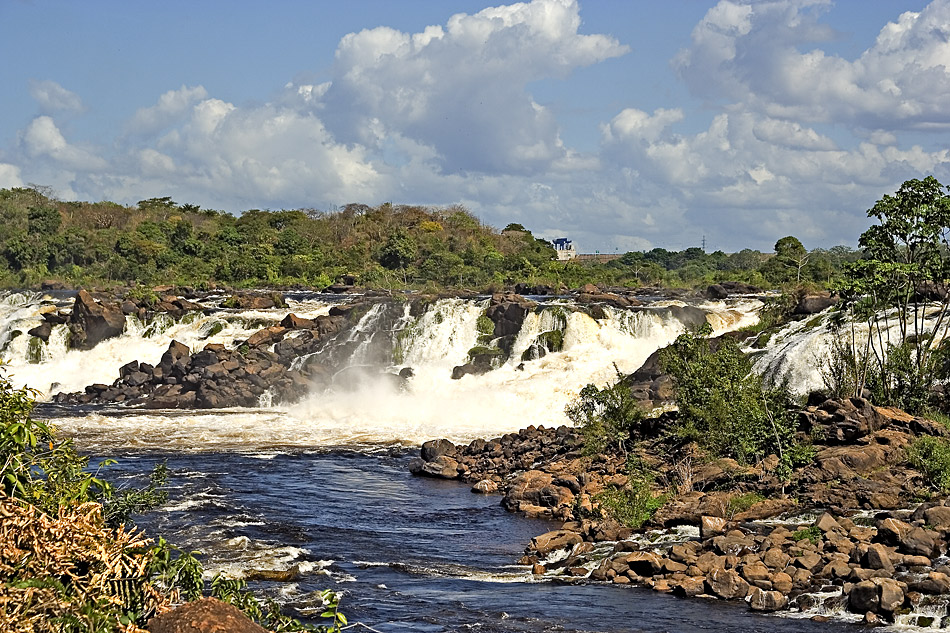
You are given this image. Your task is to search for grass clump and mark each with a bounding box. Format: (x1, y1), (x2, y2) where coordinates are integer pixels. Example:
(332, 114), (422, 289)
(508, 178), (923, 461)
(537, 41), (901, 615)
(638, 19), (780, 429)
(727, 491), (765, 516)
(792, 526), (822, 544)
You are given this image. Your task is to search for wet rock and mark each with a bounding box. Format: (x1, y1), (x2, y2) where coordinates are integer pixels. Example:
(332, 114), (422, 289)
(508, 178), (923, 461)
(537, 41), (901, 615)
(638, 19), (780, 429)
(244, 564), (300, 582)
(27, 322), (53, 342)
(471, 479), (498, 494)
(421, 439), (457, 461)
(530, 530), (582, 556)
(700, 515), (728, 539)
(794, 292), (838, 315)
(420, 456), (460, 479)
(69, 289), (126, 349)
(748, 587), (788, 611)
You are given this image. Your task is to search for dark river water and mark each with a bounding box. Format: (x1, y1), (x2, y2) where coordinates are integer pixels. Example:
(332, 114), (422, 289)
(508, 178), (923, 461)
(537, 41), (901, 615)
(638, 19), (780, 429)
(93, 449), (851, 633)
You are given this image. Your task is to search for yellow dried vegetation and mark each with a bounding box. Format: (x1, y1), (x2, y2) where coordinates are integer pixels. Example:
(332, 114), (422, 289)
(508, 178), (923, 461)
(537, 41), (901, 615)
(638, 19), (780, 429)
(0, 496), (170, 633)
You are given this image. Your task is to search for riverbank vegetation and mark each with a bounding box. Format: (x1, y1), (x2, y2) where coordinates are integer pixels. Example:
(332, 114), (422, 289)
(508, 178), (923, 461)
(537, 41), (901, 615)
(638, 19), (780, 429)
(1, 186), (858, 292)
(0, 365), (344, 632)
(563, 176), (950, 529)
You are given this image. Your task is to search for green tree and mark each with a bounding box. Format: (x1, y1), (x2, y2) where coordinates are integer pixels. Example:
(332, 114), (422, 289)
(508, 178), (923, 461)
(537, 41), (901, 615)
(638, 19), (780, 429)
(660, 325), (794, 465)
(379, 230), (416, 270)
(837, 176), (950, 411)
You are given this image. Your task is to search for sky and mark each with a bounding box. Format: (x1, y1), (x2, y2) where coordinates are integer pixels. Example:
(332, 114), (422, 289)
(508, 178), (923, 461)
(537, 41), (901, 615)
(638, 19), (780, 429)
(1, 0), (948, 254)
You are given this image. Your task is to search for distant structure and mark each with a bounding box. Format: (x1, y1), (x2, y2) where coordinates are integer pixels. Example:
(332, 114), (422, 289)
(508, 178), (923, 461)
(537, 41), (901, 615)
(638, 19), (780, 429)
(552, 237), (577, 261)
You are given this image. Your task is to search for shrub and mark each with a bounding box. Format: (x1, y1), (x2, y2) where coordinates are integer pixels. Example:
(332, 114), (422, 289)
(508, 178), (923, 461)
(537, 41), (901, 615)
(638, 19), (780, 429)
(659, 324), (795, 465)
(908, 435), (950, 492)
(565, 365), (644, 457)
(792, 526), (822, 544)
(594, 459), (666, 529)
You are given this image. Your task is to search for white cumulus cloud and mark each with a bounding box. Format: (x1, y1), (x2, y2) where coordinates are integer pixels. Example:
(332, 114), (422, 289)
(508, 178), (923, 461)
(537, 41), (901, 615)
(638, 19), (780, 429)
(675, 0), (950, 130)
(318, 0), (628, 174)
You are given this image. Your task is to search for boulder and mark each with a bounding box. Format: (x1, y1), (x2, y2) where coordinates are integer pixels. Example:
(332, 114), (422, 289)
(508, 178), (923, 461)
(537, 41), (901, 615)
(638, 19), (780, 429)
(706, 568), (750, 600)
(146, 597), (268, 633)
(69, 289), (126, 349)
(420, 456), (460, 479)
(530, 530), (582, 556)
(27, 322), (53, 343)
(471, 479), (498, 494)
(794, 292), (838, 315)
(280, 313), (316, 329)
(748, 587), (788, 612)
(421, 438), (457, 461)
(700, 515), (728, 539)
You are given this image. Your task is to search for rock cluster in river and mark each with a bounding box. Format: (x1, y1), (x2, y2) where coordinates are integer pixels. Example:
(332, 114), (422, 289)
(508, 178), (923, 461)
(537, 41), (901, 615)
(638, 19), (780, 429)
(410, 394), (950, 624)
(53, 292), (359, 408)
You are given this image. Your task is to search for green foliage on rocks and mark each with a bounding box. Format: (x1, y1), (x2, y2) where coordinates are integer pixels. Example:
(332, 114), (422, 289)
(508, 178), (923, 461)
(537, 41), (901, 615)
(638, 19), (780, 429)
(659, 324), (795, 465)
(908, 435), (950, 492)
(595, 473), (666, 529)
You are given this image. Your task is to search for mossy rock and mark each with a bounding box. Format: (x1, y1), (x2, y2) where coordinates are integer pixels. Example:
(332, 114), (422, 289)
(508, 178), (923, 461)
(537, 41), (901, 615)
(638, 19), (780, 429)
(204, 320), (226, 339)
(537, 329), (564, 353)
(467, 345), (503, 361)
(27, 336), (45, 364)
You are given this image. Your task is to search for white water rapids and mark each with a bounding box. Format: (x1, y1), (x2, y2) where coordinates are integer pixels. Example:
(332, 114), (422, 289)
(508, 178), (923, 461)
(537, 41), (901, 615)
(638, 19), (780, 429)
(1, 291), (762, 451)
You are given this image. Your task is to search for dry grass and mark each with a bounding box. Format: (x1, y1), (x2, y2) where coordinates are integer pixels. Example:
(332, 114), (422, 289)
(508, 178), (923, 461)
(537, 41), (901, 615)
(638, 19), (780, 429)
(0, 496), (168, 633)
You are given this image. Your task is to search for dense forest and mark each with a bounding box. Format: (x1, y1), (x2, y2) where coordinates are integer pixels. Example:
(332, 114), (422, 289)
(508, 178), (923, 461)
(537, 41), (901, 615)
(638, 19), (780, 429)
(0, 187), (860, 291)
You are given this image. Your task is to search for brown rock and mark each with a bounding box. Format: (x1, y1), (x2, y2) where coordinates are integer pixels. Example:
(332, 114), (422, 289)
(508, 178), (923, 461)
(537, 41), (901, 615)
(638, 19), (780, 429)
(706, 568), (750, 600)
(771, 571), (793, 594)
(471, 479), (498, 494)
(420, 455), (459, 479)
(748, 587), (789, 612)
(147, 597), (268, 633)
(864, 543), (894, 571)
(530, 530), (582, 556)
(700, 515), (728, 539)
(672, 576), (707, 598)
(70, 289), (126, 349)
(848, 580), (879, 613)
(280, 313), (316, 329)
(623, 551), (663, 577)
(876, 577), (906, 613)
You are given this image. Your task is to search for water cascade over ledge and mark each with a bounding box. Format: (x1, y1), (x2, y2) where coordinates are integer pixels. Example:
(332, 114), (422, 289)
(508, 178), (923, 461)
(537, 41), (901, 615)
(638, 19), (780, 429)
(1, 290), (761, 452)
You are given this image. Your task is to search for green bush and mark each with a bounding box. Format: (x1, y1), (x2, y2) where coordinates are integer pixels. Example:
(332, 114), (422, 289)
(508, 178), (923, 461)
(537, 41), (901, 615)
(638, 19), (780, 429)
(593, 456), (667, 529)
(792, 526), (822, 544)
(908, 435), (950, 492)
(659, 324), (795, 465)
(565, 365), (644, 457)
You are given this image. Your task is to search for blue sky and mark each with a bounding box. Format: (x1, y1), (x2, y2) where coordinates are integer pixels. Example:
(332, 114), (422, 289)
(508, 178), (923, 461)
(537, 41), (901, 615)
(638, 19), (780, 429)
(1, 0), (947, 253)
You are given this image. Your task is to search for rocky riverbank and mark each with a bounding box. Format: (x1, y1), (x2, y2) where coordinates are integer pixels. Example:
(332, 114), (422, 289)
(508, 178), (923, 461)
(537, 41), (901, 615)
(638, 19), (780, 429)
(410, 395), (950, 625)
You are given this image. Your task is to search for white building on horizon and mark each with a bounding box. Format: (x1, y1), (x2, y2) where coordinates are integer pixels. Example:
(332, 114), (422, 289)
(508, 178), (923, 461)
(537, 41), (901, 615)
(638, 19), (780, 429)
(552, 237), (576, 261)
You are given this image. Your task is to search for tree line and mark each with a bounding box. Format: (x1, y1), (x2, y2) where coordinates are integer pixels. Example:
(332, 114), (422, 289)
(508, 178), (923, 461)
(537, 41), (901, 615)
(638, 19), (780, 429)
(1, 187), (859, 291)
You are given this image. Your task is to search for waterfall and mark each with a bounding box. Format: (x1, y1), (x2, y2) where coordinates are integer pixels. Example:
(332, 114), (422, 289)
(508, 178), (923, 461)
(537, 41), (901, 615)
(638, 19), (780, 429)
(2, 290), (764, 450)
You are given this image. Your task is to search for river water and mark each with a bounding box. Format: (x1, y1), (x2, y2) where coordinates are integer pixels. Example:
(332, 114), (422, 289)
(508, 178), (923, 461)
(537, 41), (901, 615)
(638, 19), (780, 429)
(57, 423), (848, 632)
